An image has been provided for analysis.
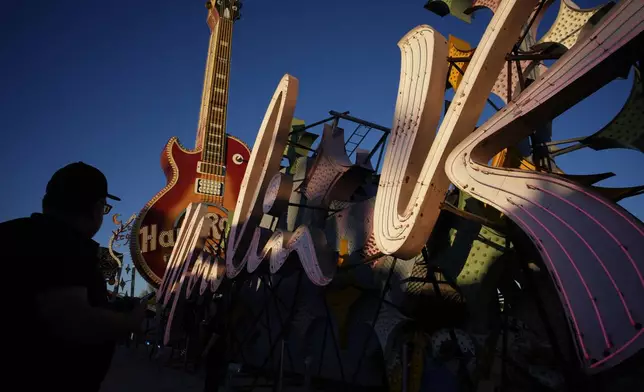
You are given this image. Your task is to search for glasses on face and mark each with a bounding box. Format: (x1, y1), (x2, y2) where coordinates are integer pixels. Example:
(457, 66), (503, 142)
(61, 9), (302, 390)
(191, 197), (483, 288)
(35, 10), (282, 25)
(103, 203), (112, 215)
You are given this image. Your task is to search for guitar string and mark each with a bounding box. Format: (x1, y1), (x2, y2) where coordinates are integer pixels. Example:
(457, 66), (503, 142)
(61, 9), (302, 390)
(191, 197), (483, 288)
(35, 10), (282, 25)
(202, 15), (216, 204)
(205, 13), (229, 248)
(209, 12), (225, 204)
(203, 28), (213, 204)
(203, 12), (232, 207)
(220, 16), (233, 254)
(218, 17), (233, 206)
(212, 13), (225, 204)
(206, 17), (222, 203)
(218, 16), (232, 205)
(213, 16), (229, 205)
(221, 17), (232, 203)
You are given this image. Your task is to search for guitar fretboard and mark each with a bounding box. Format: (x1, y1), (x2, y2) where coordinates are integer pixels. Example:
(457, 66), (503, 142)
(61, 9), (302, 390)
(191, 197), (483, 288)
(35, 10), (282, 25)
(196, 15), (234, 174)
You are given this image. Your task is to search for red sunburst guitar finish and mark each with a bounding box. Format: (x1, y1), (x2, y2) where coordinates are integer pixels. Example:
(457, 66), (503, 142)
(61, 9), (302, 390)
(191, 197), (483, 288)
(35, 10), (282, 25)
(131, 1), (249, 287)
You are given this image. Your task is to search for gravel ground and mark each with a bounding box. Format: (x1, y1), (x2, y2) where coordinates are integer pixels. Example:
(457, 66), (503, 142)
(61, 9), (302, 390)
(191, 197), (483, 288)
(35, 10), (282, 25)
(100, 345), (205, 392)
(99, 346), (320, 392)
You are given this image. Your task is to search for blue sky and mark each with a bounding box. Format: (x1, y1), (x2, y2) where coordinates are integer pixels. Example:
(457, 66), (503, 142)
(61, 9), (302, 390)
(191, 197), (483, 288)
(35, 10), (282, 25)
(2, 0), (641, 293)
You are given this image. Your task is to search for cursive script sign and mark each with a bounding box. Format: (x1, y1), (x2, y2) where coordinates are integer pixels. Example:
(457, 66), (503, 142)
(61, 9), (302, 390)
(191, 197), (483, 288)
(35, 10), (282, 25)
(159, 0), (644, 373)
(156, 202), (227, 344)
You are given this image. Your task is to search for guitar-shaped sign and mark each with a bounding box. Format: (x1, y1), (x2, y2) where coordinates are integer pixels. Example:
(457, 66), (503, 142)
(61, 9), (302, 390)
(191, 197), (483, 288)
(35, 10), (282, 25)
(131, 0), (249, 287)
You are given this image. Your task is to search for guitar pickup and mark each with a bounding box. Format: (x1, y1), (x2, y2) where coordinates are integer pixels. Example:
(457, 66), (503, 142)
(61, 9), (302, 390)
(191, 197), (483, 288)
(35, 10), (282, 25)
(197, 161), (227, 176)
(195, 178), (224, 196)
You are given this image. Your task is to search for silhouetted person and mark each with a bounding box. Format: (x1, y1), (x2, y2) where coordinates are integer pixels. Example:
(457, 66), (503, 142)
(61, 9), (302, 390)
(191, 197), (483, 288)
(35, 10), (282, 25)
(1, 162), (146, 392)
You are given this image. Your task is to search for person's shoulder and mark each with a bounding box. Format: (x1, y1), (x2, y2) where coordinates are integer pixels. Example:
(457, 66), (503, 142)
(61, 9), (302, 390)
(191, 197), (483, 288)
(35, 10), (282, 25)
(0, 216), (33, 228)
(0, 214), (63, 257)
(0, 216), (34, 240)
(0, 216), (39, 281)
(0, 214), (57, 239)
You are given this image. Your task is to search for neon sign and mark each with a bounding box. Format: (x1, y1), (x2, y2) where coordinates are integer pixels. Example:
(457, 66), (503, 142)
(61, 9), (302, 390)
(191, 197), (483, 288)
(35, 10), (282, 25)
(158, 0), (644, 372)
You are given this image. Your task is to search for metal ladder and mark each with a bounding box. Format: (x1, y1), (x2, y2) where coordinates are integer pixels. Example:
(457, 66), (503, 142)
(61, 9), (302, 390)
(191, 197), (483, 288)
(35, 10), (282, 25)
(344, 124), (372, 158)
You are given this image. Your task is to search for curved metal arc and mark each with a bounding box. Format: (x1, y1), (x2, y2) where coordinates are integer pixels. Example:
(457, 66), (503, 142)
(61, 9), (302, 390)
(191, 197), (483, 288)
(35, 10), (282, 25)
(445, 0), (644, 372)
(536, 0), (606, 50)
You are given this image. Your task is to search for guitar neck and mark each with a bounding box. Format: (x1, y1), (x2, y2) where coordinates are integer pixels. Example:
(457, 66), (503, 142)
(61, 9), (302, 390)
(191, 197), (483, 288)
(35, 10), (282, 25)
(196, 12), (234, 169)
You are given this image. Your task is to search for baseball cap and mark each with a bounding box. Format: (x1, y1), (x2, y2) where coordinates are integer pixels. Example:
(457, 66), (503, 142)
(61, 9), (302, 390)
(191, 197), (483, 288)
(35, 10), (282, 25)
(46, 162), (121, 204)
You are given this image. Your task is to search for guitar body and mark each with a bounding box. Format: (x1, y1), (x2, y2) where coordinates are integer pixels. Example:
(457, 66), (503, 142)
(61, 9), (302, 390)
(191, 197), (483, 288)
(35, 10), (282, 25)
(131, 135), (250, 286)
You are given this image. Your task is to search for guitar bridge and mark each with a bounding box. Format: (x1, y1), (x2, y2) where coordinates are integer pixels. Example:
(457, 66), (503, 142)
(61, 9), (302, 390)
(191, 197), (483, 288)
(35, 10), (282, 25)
(195, 178), (224, 196)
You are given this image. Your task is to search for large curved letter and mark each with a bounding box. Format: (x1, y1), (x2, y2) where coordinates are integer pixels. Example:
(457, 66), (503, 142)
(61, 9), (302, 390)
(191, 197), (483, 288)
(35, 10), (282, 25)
(226, 74), (299, 277)
(375, 0), (539, 258)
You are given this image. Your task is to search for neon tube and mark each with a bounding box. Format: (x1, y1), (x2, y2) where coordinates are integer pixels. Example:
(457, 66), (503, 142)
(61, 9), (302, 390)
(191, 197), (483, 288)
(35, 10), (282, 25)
(590, 329), (644, 369)
(514, 201), (611, 349)
(505, 198), (589, 359)
(526, 191), (636, 327)
(529, 184), (644, 290)
(549, 181), (644, 237)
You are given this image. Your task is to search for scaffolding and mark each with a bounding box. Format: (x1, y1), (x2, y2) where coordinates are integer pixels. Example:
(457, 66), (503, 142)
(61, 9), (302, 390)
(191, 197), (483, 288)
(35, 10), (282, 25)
(194, 110), (574, 392)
